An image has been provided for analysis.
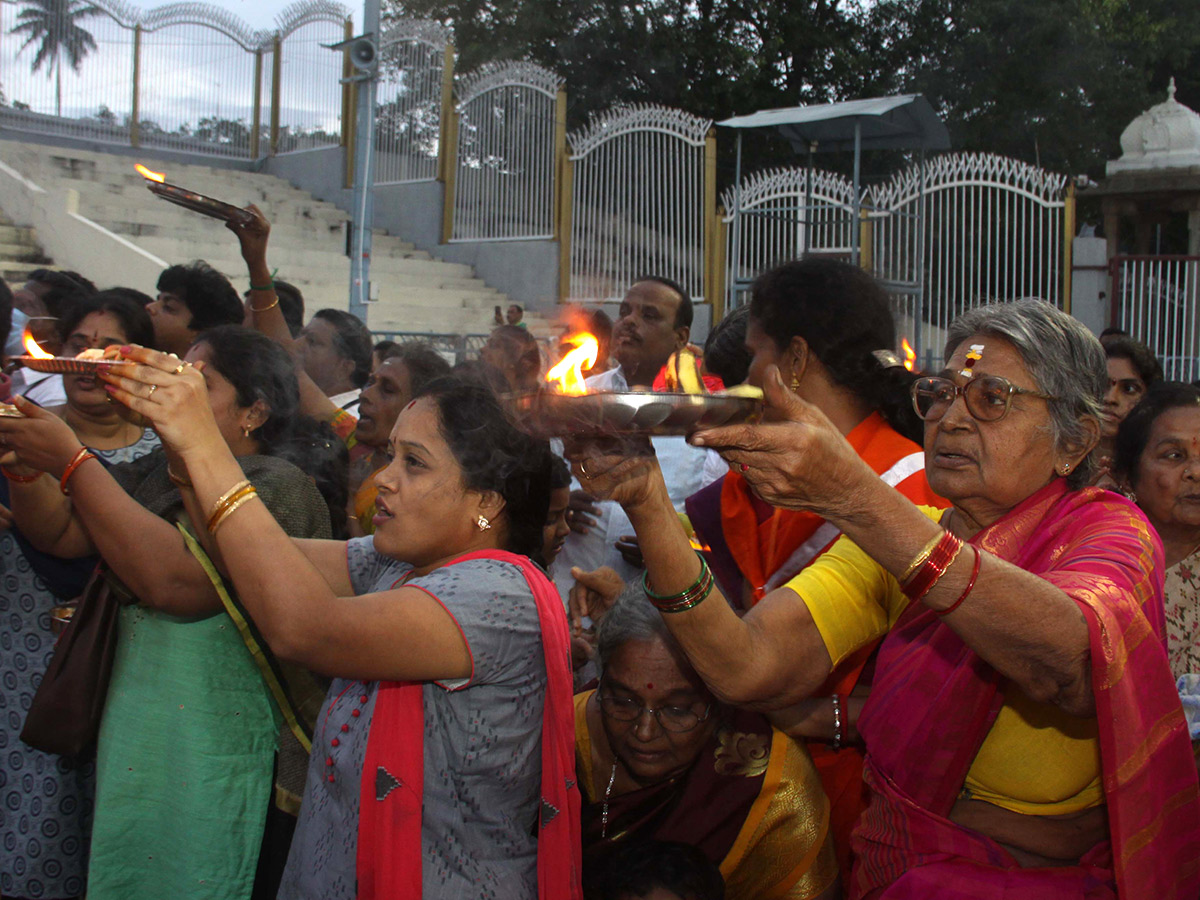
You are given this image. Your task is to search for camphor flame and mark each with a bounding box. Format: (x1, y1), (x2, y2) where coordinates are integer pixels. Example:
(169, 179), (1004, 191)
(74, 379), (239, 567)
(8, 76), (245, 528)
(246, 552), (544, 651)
(22, 331), (53, 359)
(134, 164), (166, 183)
(901, 338), (916, 372)
(546, 333), (599, 395)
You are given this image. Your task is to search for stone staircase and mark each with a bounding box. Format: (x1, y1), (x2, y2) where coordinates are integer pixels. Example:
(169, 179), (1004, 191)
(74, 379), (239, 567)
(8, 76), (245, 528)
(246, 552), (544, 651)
(0, 210), (51, 284)
(0, 140), (527, 335)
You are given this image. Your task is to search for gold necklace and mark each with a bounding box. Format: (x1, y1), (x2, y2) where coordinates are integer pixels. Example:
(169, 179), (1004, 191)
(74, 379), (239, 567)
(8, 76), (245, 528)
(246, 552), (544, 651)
(601, 761), (617, 838)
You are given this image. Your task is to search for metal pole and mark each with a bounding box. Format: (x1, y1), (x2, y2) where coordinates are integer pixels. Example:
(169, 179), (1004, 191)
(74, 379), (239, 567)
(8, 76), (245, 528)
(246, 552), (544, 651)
(804, 141), (814, 254)
(731, 131), (743, 304)
(348, 0), (380, 322)
(851, 119), (861, 266)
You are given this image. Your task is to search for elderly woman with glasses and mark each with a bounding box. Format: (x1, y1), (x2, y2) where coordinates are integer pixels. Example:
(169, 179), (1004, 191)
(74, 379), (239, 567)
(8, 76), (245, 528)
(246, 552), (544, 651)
(569, 299), (1200, 899)
(577, 584), (839, 900)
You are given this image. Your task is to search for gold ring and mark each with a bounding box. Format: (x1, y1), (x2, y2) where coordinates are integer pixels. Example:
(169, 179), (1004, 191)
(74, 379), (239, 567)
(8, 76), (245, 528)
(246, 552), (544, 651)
(579, 459), (591, 478)
(147, 384), (158, 398)
(173, 363), (186, 375)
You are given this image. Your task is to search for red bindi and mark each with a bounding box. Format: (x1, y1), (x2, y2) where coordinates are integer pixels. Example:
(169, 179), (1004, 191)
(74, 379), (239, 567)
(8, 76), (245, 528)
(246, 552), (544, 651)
(404, 399), (418, 411)
(645, 682), (654, 690)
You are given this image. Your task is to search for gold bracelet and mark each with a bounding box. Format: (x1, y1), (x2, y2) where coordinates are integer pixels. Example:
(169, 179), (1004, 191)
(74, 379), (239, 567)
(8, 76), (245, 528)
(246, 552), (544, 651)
(206, 480), (251, 530)
(899, 533), (945, 584)
(249, 295), (279, 312)
(167, 466), (192, 488)
(209, 488), (259, 535)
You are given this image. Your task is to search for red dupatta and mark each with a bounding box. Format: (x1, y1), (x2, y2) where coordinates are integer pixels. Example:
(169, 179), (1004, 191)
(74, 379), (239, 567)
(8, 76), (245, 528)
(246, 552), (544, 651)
(356, 550), (583, 900)
(852, 480), (1200, 899)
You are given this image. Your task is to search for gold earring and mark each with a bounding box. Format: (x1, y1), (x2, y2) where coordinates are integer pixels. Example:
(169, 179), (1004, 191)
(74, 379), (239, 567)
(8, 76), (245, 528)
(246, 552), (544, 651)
(243, 425), (251, 438)
(476, 515), (491, 532)
(789, 367), (800, 392)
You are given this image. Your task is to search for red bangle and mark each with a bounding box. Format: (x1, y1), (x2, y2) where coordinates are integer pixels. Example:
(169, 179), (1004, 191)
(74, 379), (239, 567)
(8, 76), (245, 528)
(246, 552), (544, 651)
(935, 545), (982, 617)
(2, 466), (40, 484)
(902, 532), (963, 601)
(59, 448), (98, 495)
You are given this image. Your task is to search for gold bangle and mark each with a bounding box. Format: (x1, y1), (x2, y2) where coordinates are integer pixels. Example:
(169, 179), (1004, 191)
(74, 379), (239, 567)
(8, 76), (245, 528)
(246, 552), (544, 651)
(249, 295), (279, 312)
(209, 488), (259, 535)
(207, 480), (251, 530)
(167, 466), (192, 488)
(899, 533), (944, 584)
(207, 484), (255, 533)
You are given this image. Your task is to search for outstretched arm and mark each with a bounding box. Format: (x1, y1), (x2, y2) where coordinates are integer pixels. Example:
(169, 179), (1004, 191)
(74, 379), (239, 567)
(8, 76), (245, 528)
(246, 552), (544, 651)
(101, 348), (471, 682)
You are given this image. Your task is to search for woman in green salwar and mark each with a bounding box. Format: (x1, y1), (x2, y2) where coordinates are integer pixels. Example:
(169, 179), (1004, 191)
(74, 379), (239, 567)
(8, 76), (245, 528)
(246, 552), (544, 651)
(0, 326), (341, 900)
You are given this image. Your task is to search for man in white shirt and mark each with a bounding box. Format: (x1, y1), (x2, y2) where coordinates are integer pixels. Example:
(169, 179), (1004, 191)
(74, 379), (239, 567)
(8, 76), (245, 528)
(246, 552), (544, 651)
(551, 277), (720, 596)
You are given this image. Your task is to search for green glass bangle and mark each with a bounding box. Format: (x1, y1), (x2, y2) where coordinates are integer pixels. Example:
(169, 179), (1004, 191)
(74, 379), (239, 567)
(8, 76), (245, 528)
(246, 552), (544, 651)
(249, 280), (274, 292)
(642, 549), (709, 602)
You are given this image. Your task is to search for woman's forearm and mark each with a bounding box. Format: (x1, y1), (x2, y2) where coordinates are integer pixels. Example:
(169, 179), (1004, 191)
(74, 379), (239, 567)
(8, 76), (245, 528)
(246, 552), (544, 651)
(64, 461), (219, 611)
(830, 480), (1095, 717)
(624, 478), (833, 709)
(8, 474), (91, 556)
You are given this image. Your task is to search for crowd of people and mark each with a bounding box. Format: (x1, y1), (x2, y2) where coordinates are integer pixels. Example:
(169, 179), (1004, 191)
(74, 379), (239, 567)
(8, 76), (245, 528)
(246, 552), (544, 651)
(0, 202), (1196, 900)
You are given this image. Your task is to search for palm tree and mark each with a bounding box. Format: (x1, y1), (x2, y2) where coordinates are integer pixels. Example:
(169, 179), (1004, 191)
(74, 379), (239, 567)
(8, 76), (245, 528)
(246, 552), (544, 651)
(10, 0), (102, 118)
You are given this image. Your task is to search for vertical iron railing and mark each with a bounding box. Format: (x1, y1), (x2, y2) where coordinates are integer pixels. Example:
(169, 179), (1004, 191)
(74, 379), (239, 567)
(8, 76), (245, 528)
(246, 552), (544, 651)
(567, 103), (711, 303)
(1113, 255), (1200, 381)
(449, 61), (563, 242)
(372, 18), (451, 185)
(0, 0), (351, 160)
(868, 152), (1068, 367)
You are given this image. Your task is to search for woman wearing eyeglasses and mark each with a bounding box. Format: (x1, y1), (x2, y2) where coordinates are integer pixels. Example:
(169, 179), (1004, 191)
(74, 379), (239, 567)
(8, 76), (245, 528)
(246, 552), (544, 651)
(569, 298), (1200, 899)
(576, 584), (839, 900)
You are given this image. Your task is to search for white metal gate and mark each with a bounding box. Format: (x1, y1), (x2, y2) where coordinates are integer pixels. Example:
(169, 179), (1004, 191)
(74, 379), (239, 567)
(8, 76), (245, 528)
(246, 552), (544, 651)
(869, 152), (1068, 366)
(374, 18), (451, 184)
(450, 61), (562, 241)
(721, 166), (856, 309)
(567, 104), (711, 303)
(1113, 255), (1200, 381)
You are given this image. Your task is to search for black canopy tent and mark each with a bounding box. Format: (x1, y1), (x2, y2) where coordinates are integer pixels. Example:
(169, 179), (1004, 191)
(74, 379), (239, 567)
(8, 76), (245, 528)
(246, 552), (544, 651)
(717, 94), (950, 306)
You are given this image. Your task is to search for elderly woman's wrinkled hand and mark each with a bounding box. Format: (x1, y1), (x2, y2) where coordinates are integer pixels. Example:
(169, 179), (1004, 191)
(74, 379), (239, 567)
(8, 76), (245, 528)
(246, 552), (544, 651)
(561, 433), (663, 511)
(690, 366), (878, 518)
(0, 397), (85, 477)
(99, 346), (220, 457)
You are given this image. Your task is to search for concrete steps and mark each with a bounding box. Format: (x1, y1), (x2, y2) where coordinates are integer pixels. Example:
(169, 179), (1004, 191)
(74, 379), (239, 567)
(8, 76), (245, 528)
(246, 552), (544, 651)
(0, 139), (525, 336)
(0, 209), (51, 283)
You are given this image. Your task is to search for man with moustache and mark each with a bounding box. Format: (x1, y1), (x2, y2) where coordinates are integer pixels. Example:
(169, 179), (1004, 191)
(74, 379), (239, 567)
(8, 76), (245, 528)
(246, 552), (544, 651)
(552, 277), (718, 601)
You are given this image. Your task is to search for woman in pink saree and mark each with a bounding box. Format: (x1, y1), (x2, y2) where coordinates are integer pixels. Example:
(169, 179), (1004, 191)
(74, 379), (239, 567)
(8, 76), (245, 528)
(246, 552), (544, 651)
(569, 299), (1200, 898)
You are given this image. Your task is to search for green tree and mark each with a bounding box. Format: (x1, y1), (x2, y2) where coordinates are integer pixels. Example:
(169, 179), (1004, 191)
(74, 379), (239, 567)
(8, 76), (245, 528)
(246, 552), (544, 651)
(871, 0), (1200, 176)
(10, 0), (102, 118)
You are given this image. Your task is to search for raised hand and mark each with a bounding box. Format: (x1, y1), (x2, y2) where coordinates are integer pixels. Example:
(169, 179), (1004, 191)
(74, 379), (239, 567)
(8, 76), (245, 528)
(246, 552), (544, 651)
(689, 365), (879, 519)
(226, 203), (271, 265)
(0, 397), (84, 477)
(98, 346), (223, 458)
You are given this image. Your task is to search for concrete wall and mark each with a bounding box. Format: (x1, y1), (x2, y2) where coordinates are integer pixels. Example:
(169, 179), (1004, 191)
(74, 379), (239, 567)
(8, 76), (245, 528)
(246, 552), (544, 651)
(263, 146), (560, 313)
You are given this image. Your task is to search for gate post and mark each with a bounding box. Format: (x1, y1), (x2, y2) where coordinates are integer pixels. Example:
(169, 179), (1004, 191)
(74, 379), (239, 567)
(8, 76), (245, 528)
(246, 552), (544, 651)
(130, 25), (142, 148)
(1062, 182), (1076, 313)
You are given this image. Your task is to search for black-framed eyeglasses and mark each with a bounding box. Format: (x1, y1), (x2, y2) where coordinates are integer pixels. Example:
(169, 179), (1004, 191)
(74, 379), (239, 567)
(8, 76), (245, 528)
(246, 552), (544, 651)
(598, 684), (712, 733)
(910, 375), (1058, 423)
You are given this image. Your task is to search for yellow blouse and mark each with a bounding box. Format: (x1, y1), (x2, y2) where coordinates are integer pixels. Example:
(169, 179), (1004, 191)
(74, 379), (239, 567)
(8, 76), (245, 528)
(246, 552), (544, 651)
(783, 507), (1102, 816)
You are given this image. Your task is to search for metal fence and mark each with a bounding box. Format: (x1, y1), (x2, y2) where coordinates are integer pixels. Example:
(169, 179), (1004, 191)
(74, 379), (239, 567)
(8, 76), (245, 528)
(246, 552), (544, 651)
(1113, 255), (1200, 381)
(869, 152), (1069, 366)
(373, 18), (450, 184)
(721, 166), (857, 309)
(449, 61), (563, 242)
(567, 104), (713, 304)
(0, 0), (350, 158)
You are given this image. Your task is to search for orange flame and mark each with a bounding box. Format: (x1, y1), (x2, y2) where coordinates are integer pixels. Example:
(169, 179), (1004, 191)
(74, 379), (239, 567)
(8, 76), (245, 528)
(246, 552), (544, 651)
(135, 163), (166, 183)
(22, 331), (53, 359)
(546, 333), (599, 395)
(688, 535), (712, 552)
(901, 338), (916, 372)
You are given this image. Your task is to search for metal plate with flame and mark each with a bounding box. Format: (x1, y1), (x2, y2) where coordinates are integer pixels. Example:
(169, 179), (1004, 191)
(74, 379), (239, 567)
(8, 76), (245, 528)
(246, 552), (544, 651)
(14, 356), (109, 375)
(508, 390), (762, 438)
